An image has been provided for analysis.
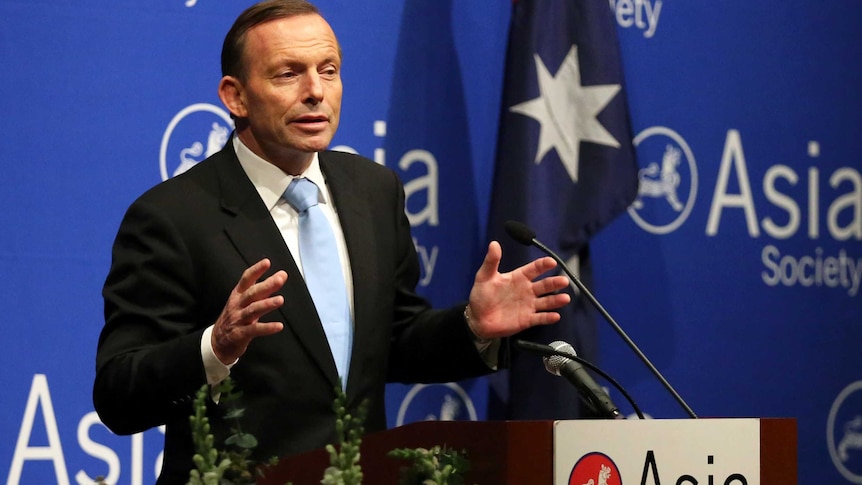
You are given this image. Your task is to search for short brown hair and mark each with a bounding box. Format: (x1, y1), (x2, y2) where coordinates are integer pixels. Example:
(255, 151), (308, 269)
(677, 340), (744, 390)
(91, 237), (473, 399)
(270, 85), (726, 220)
(221, 0), (321, 80)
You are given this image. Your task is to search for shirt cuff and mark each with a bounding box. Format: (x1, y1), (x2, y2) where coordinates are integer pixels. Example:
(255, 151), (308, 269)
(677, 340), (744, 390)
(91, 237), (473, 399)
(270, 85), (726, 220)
(475, 337), (501, 370)
(201, 325), (235, 386)
(464, 305), (500, 370)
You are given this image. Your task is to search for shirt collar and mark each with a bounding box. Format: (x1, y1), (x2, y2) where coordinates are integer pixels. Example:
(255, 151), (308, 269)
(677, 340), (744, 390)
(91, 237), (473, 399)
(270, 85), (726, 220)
(232, 135), (330, 211)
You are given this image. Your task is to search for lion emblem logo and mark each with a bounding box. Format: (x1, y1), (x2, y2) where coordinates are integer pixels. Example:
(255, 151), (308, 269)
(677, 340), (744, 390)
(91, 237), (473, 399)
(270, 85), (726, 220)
(627, 126), (698, 235)
(838, 415), (862, 463)
(159, 103), (233, 181)
(828, 381), (862, 482)
(173, 123), (230, 177)
(632, 144), (684, 212)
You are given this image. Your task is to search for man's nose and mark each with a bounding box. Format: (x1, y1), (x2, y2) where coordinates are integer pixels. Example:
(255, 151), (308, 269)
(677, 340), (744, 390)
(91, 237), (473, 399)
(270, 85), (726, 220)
(302, 71), (324, 104)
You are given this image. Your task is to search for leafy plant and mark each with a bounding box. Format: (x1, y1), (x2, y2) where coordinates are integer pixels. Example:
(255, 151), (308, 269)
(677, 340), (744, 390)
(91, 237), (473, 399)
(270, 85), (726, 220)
(187, 378), (262, 485)
(322, 380), (367, 485)
(388, 446), (470, 485)
(96, 376), (475, 485)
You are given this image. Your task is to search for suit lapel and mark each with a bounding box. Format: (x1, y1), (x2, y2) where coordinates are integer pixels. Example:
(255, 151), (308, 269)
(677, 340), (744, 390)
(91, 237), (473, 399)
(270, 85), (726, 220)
(214, 147), (341, 389)
(320, 152), (379, 397)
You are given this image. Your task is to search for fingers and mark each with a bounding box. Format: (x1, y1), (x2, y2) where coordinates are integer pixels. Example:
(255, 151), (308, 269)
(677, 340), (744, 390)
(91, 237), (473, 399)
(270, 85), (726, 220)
(235, 261), (287, 329)
(242, 269), (287, 310)
(474, 241), (503, 282)
(532, 274), (571, 296)
(478, 241), (559, 284)
(519, 255), (559, 281)
(534, 291), (571, 312)
(238, 293), (285, 330)
(212, 259), (288, 363)
(234, 261), (287, 328)
(529, 310), (563, 327)
(518, 293), (570, 332)
(236, 258), (274, 293)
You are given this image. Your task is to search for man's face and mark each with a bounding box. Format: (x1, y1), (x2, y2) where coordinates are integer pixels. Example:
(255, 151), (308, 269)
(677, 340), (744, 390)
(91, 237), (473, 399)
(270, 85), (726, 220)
(230, 14), (342, 171)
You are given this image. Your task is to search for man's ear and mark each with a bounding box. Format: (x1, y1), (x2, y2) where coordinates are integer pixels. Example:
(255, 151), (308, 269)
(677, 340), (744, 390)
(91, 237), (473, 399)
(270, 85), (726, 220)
(218, 76), (247, 118)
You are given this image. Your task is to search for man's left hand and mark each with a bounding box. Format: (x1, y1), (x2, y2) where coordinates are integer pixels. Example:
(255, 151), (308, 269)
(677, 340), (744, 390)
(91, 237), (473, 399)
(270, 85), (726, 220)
(466, 241), (571, 340)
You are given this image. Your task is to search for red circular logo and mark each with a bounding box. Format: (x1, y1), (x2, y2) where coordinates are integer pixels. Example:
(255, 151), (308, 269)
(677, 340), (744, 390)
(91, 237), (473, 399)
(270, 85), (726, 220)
(569, 452), (622, 485)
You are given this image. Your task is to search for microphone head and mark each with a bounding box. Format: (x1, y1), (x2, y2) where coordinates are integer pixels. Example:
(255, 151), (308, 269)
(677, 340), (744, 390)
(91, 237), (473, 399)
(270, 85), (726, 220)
(542, 340), (576, 376)
(504, 220), (536, 246)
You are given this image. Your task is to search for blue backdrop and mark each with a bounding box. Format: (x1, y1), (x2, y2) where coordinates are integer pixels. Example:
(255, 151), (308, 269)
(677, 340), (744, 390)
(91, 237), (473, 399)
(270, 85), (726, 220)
(1, 1), (860, 484)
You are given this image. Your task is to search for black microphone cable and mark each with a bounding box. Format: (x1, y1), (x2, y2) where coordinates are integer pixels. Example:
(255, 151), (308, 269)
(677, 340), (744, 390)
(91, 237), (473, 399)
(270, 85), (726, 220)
(514, 339), (645, 420)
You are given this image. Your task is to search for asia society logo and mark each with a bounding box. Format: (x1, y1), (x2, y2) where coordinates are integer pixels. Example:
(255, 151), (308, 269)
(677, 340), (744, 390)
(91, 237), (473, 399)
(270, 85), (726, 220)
(828, 380), (862, 483)
(569, 452), (622, 485)
(159, 103), (233, 181)
(395, 383), (477, 426)
(628, 126), (698, 234)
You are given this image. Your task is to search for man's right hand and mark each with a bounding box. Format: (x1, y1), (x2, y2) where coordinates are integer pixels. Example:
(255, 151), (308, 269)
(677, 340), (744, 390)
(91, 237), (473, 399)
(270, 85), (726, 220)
(212, 258), (287, 364)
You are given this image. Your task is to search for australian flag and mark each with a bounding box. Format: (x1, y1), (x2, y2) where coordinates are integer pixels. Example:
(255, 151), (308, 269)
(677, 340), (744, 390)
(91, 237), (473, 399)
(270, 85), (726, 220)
(487, 0), (639, 419)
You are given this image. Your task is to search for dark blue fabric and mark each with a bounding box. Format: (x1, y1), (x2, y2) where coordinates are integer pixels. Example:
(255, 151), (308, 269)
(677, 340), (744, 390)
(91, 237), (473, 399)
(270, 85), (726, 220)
(487, 0), (638, 420)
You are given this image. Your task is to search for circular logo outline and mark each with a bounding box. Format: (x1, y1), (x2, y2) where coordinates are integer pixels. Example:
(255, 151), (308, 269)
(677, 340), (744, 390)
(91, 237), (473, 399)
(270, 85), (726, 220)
(828, 380), (862, 484)
(159, 103), (233, 181)
(395, 382), (478, 426)
(568, 451), (622, 485)
(628, 126), (698, 235)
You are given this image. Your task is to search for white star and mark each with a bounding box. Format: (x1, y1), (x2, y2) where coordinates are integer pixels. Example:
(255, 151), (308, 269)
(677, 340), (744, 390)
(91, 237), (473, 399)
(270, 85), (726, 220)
(510, 45), (621, 182)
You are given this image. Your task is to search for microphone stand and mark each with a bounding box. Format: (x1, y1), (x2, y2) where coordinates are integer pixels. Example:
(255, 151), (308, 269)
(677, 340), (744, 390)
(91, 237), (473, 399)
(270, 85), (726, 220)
(528, 235), (698, 419)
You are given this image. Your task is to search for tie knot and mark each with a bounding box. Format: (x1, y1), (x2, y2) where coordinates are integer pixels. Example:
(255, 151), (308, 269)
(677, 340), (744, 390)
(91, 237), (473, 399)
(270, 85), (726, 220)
(283, 178), (320, 213)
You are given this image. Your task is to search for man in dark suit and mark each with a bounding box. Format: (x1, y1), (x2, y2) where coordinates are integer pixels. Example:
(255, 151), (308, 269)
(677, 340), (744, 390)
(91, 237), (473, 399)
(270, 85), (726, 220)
(94, 0), (571, 482)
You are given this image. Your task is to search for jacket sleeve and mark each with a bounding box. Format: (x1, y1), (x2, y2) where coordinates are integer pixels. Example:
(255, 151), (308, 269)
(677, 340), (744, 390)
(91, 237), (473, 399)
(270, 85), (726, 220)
(94, 195), (209, 435)
(382, 169), (495, 384)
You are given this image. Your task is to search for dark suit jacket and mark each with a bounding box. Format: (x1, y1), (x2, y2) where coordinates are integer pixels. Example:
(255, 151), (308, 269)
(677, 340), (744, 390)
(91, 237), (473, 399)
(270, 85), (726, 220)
(94, 145), (493, 483)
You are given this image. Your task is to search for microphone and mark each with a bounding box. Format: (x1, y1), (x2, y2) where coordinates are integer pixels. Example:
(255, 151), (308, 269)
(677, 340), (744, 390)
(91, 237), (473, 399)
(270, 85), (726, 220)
(514, 339), (644, 419)
(505, 220), (698, 419)
(546, 341), (623, 419)
(503, 220), (537, 246)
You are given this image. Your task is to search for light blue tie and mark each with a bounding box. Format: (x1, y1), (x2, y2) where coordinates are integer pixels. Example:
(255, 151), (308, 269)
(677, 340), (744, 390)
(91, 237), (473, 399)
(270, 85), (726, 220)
(283, 178), (352, 389)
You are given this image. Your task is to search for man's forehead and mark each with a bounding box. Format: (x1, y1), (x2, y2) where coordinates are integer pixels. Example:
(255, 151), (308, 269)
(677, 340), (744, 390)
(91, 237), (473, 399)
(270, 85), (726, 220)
(251, 14), (335, 40)
(246, 15), (340, 54)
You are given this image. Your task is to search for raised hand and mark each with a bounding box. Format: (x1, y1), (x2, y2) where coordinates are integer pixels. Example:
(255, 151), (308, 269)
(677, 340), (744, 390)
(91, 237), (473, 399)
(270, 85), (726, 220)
(212, 258), (287, 364)
(466, 241), (571, 340)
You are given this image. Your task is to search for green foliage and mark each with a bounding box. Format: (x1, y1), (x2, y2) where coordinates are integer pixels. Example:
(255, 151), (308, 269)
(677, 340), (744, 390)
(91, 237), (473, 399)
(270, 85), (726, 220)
(322, 381), (367, 485)
(186, 378), (262, 485)
(160, 376), (472, 485)
(388, 446), (470, 485)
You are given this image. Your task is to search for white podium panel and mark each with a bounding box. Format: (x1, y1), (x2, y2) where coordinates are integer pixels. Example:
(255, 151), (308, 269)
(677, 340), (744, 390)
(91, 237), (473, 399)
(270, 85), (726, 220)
(554, 419), (775, 485)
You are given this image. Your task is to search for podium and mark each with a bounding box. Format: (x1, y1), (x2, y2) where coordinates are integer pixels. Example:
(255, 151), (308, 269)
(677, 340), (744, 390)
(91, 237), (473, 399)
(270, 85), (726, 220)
(258, 418), (796, 484)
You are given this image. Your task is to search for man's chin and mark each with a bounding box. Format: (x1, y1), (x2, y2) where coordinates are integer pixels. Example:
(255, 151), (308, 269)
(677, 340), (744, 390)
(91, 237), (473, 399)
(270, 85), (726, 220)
(285, 133), (335, 153)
